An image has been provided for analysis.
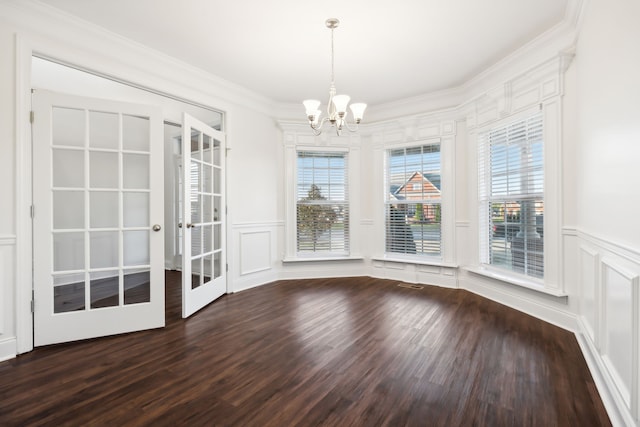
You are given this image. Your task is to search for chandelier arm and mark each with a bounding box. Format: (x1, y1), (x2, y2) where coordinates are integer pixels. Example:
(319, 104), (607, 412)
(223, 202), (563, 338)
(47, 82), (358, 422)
(343, 119), (360, 133)
(310, 116), (330, 135)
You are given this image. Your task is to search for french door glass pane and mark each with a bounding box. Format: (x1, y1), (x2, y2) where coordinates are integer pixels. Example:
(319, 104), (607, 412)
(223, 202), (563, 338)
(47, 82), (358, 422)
(202, 165), (213, 193)
(214, 224), (221, 250)
(192, 227), (202, 257)
(191, 128), (201, 160)
(124, 269), (151, 304)
(54, 280), (85, 313)
(191, 194), (201, 224)
(53, 149), (84, 187)
(90, 231), (119, 269)
(213, 168), (221, 194)
(123, 230), (150, 266)
(52, 107), (84, 147)
(123, 115), (150, 151)
(203, 254), (212, 283)
(202, 195), (212, 220)
(214, 196), (221, 221)
(90, 191), (118, 228)
(213, 252), (222, 279)
(90, 270), (119, 309)
(89, 111), (118, 149)
(123, 192), (150, 227)
(213, 139), (221, 166)
(90, 152), (119, 188)
(53, 232), (84, 271)
(123, 153), (150, 189)
(191, 257), (201, 289)
(203, 225), (212, 253)
(203, 134), (212, 164)
(53, 191), (84, 229)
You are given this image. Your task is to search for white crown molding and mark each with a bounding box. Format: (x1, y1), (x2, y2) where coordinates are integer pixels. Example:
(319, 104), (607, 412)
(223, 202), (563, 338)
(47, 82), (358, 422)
(2, 0), (276, 116)
(275, 0), (586, 123)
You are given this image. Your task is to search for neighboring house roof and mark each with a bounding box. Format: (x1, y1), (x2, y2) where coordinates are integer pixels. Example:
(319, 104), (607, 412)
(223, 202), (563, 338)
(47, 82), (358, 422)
(392, 172), (441, 200)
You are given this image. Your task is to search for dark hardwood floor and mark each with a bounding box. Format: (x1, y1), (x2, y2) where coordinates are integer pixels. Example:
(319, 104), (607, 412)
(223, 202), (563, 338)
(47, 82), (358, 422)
(0, 272), (610, 426)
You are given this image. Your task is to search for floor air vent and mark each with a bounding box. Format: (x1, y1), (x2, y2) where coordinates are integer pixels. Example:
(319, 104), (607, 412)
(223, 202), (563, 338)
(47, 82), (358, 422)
(397, 283), (424, 290)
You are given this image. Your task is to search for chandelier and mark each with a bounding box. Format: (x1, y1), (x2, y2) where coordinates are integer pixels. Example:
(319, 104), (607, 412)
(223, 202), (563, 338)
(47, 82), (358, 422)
(303, 18), (367, 136)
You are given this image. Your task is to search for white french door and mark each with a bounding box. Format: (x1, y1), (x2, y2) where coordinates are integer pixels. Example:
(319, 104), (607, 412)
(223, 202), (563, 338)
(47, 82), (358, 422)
(181, 113), (226, 318)
(32, 90), (165, 346)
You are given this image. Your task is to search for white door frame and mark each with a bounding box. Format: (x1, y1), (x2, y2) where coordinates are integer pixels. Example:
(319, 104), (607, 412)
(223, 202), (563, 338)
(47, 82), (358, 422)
(14, 37), (227, 355)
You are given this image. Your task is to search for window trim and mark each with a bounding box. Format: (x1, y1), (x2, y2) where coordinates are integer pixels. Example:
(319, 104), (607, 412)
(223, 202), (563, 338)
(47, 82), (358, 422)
(477, 110), (544, 278)
(471, 101), (564, 296)
(284, 143), (360, 262)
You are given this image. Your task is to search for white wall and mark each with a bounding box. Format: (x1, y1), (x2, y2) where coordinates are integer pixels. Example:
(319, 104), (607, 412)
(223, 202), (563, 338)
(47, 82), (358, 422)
(571, 0), (640, 425)
(0, 12), (18, 361)
(575, 0), (640, 247)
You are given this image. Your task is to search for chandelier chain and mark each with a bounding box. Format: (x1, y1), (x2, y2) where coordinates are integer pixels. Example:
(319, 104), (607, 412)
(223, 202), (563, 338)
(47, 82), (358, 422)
(330, 26), (335, 86)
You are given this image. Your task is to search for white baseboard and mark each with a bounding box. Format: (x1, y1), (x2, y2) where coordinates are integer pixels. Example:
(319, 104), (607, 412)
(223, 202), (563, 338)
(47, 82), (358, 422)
(0, 338), (17, 363)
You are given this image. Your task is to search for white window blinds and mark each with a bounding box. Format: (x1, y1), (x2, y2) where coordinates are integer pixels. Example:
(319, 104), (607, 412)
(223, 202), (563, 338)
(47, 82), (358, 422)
(385, 144), (441, 257)
(478, 112), (544, 278)
(296, 151), (349, 255)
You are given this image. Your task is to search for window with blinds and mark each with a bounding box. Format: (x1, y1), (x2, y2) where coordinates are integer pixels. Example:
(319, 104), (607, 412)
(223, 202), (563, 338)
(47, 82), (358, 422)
(296, 151), (349, 256)
(385, 144), (441, 257)
(478, 112), (544, 278)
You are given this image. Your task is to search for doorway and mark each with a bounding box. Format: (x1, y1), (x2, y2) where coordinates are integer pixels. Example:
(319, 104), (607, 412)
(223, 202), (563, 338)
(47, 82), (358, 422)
(31, 57), (227, 345)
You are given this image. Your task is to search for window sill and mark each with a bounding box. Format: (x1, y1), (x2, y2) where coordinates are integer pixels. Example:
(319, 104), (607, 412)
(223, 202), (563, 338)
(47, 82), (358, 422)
(371, 255), (458, 269)
(463, 266), (567, 297)
(282, 255), (365, 263)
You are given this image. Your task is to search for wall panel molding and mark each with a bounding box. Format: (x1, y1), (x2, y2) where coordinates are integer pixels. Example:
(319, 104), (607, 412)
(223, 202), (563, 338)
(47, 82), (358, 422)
(239, 230), (272, 276)
(578, 245), (599, 343)
(230, 222), (281, 293)
(572, 230), (640, 426)
(600, 258), (638, 415)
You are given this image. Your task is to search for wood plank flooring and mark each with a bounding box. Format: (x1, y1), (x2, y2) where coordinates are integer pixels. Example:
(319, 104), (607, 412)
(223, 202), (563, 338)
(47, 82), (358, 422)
(0, 272), (611, 426)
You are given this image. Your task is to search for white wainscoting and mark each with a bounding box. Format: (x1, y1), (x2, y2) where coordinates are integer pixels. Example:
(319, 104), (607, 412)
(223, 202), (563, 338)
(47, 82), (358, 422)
(230, 222), (281, 293)
(574, 228), (640, 427)
(239, 230), (272, 276)
(0, 235), (17, 361)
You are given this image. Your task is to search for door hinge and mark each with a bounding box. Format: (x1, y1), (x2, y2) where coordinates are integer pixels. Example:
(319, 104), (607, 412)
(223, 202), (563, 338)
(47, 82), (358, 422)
(30, 205), (35, 218)
(225, 206), (228, 215)
(226, 263), (228, 272)
(31, 300), (34, 313)
(30, 111), (34, 124)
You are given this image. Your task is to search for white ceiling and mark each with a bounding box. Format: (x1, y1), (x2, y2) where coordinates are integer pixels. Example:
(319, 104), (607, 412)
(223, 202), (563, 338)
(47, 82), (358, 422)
(37, 0), (569, 106)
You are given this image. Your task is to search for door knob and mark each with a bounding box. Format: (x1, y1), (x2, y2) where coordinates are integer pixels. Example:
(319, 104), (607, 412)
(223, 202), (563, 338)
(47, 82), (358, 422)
(152, 224), (162, 232)
(186, 223), (195, 229)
